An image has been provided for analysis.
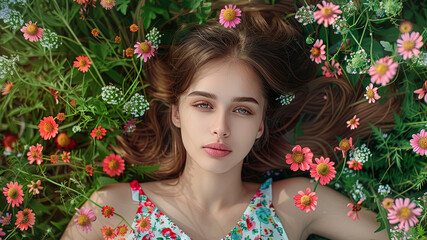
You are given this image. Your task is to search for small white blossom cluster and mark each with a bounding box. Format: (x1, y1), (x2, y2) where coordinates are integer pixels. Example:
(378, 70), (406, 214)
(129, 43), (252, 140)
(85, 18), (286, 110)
(341, 1), (358, 18)
(349, 143), (372, 163)
(343, 167), (356, 178)
(0, 55), (18, 80)
(0, 2), (24, 29)
(39, 29), (62, 50)
(414, 51), (427, 67)
(123, 93), (150, 118)
(332, 16), (350, 35)
(365, 0), (402, 18)
(390, 225), (413, 240)
(72, 125), (81, 133)
(146, 27), (162, 50)
(295, 5), (315, 26)
(350, 180), (367, 201)
(101, 85), (123, 105)
(345, 49), (371, 74)
(276, 93), (295, 106)
(377, 184), (391, 195)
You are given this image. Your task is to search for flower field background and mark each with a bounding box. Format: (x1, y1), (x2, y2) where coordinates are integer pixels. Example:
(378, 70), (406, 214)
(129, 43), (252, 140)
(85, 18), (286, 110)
(0, 0), (426, 239)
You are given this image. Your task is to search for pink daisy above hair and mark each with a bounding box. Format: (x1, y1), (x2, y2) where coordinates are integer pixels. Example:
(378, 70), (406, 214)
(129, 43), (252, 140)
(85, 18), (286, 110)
(293, 188), (318, 213)
(387, 198), (422, 232)
(368, 56), (398, 86)
(3, 181), (24, 207)
(310, 39), (326, 64)
(20, 21), (43, 42)
(27, 143), (44, 165)
(347, 199), (364, 221)
(134, 40), (155, 62)
(409, 129), (427, 156)
(38, 116), (59, 140)
(102, 154), (125, 177)
(321, 59), (342, 78)
(310, 156), (336, 185)
(347, 159), (363, 170)
(413, 81), (427, 103)
(74, 207), (96, 233)
(313, 1), (342, 28)
(285, 145), (313, 171)
(73, 56), (92, 73)
(364, 83), (381, 103)
(346, 115), (360, 130)
(219, 4), (242, 28)
(397, 32), (423, 60)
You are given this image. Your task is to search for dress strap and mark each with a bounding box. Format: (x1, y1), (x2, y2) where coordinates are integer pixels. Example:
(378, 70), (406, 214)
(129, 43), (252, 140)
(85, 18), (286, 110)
(129, 180), (141, 202)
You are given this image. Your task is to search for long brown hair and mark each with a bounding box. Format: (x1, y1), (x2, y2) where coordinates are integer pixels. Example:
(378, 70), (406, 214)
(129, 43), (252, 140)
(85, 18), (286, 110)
(112, 0), (401, 183)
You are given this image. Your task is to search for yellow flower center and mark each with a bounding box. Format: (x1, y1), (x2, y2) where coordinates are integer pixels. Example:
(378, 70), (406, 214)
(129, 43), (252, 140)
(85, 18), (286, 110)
(80, 60), (87, 67)
(322, 8), (332, 15)
(339, 139), (350, 152)
(95, 129), (103, 137)
(366, 89), (374, 98)
(26, 24), (38, 35)
(126, 48), (134, 56)
(77, 215), (90, 226)
(57, 133), (71, 147)
(118, 226), (128, 235)
(399, 24), (412, 33)
(8, 187), (18, 199)
(316, 163), (330, 176)
(2, 216), (9, 223)
(398, 207), (411, 220)
(139, 219), (148, 228)
(5, 83), (13, 93)
(223, 8), (236, 21)
(139, 42), (151, 53)
(32, 183), (39, 189)
(349, 119), (355, 125)
(418, 137), (427, 149)
(403, 40), (415, 51)
(376, 63), (388, 75)
(109, 160), (118, 170)
(104, 228), (113, 236)
(311, 48), (320, 57)
(301, 195), (312, 206)
(44, 123), (53, 132)
(31, 150), (41, 159)
(104, 208), (113, 216)
(50, 155), (59, 163)
(291, 152), (304, 163)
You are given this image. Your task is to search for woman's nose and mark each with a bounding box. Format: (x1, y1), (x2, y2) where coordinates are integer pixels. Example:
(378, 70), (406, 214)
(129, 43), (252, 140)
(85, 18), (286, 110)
(211, 111), (230, 138)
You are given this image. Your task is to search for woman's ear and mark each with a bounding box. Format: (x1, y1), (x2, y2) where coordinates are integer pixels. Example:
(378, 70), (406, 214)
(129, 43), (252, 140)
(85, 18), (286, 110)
(171, 104), (181, 128)
(256, 119), (264, 139)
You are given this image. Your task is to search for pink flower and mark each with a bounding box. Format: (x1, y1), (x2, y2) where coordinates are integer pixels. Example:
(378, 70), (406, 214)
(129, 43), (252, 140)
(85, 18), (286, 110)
(310, 39), (326, 64)
(27, 143), (44, 165)
(100, 0), (115, 10)
(102, 154), (125, 177)
(3, 182), (24, 207)
(387, 198), (422, 232)
(347, 199), (364, 221)
(20, 21), (43, 42)
(293, 188), (318, 213)
(219, 4), (242, 28)
(368, 56), (398, 86)
(134, 40), (155, 62)
(74, 207), (96, 233)
(409, 129), (427, 156)
(313, 1), (342, 28)
(73, 56), (92, 73)
(413, 81), (427, 103)
(38, 116), (59, 140)
(285, 145), (313, 171)
(27, 180), (43, 195)
(364, 83), (381, 103)
(15, 208), (36, 231)
(397, 32), (423, 60)
(346, 115), (360, 130)
(321, 59), (342, 78)
(310, 156), (336, 185)
(334, 137), (354, 158)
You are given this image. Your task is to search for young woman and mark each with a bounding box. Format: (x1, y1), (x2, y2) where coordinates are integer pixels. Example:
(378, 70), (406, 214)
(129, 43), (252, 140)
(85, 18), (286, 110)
(62, 1), (400, 239)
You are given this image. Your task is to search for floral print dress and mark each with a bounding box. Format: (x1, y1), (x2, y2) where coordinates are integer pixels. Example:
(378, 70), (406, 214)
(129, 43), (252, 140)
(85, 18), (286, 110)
(127, 178), (288, 240)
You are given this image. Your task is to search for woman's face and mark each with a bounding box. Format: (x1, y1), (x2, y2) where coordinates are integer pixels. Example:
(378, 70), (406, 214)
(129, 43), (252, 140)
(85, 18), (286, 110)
(171, 59), (265, 174)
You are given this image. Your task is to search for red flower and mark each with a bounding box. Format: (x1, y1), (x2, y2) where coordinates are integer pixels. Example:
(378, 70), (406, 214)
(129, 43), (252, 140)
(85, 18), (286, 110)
(50, 154), (59, 164)
(114, 36), (120, 44)
(309, 156), (336, 185)
(90, 126), (107, 140)
(102, 154), (125, 177)
(2, 132), (19, 151)
(129, 24), (138, 32)
(101, 225), (117, 240)
(116, 224), (128, 236)
(135, 215), (151, 232)
(347, 199), (364, 221)
(85, 164), (94, 176)
(91, 28), (99, 37)
(56, 113), (66, 121)
(54, 132), (76, 151)
(347, 159), (363, 170)
(38, 116), (59, 140)
(73, 56), (92, 73)
(101, 206), (115, 218)
(293, 188), (318, 213)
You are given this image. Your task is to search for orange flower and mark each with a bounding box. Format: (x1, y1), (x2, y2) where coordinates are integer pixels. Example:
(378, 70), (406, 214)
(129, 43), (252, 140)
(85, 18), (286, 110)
(114, 36), (120, 44)
(70, 99), (77, 106)
(3, 182), (24, 207)
(91, 28), (99, 37)
(399, 21), (413, 34)
(27, 143), (44, 165)
(102, 154), (125, 177)
(347, 159), (363, 170)
(61, 151), (71, 163)
(54, 132), (76, 151)
(56, 113), (66, 121)
(129, 24), (138, 32)
(101, 206), (115, 218)
(90, 126), (107, 140)
(116, 225), (128, 236)
(1, 80), (15, 95)
(382, 197), (394, 210)
(85, 164), (94, 176)
(135, 215), (151, 232)
(50, 154), (59, 164)
(15, 208), (35, 231)
(125, 47), (134, 57)
(38, 116), (59, 140)
(73, 56), (92, 73)
(101, 225), (117, 240)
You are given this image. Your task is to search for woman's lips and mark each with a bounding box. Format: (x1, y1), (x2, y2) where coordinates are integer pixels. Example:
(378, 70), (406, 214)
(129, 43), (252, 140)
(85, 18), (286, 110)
(203, 147), (231, 158)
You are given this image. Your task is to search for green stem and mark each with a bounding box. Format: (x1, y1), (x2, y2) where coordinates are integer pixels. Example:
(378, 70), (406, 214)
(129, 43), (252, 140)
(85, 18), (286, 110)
(313, 179), (319, 192)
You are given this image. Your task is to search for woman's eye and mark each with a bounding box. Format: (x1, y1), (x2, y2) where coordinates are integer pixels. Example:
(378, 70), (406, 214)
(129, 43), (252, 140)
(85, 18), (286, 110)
(195, 103), (211, 109)
(235, 108), (251, 115)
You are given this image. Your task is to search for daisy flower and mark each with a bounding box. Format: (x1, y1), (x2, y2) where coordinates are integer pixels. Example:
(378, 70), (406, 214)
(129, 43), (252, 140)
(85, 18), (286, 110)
(74, 207), (96, 233)
(50, 154), (59, 164)
(219, 4), (242, 28)
(38, 116), (59, 140)
(368, 56), (398, 86)
(1, 80), (15, 95)
(387, 198), (422, 232)
(20, 21), (43, 42)
(364, 83), (381, 103)
(134, 40), (155, 62)
(293, 188), (318, 213)
(27, 143), (44, 165)
(334, 137), (354, 158)
(15, 208), (35, 231)
(101, 226), (117, 240)
(90, 126), (107, 140)
(73, 56), (92, 73)
(54, 132), (76, 151)
(397, 32), (423, 60)
(346, 115), (360, 130)
(27, 180), (43, 195)
(129, 24), (138, 32)
(135, 215), (151, 232)
(0, 212), (11, 225)
(399, 21), (413, 34)
(61, 151), (71, 163)
(123, 118), (137, 133)
(409, 129), (427, 156)
(116, 225), (128, 236)
(3, 182), (24, 207)
(56, 112), (66, 121)
(100, 0), (116, 10)
(413, 80), (427, 103)
(347, 159), (363, 170)
(125, 47), (134, 57)
(310, 156), (336, 185)
(310, 39), (326, 64)
(347, 199), (364, 221)
(101, 206), (115, 218)
(313, 1), (342, 28)
(285, 145), (313, 171)
(102, 154), (125, 177)
(321, 59), (342, 78)
(382, 197), (394, 210)
(85, 164), (94, 176)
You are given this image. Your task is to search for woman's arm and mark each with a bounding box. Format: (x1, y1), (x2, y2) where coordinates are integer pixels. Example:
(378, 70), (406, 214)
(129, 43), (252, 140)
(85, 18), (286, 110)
(60, 182), (138, 240)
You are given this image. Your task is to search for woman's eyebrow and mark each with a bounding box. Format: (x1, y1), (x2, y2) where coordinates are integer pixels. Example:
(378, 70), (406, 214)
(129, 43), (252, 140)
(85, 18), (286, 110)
(187, 91), (259, 105)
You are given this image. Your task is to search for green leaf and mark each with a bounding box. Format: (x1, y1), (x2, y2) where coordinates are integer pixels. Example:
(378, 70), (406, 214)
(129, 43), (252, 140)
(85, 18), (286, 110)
(196, 2), (212, 24)
(182, 0), (202, 11)
(30, 199), (51, 214)
(87, 98), (108, 115)
(380, 41), (393, 52)
(116, 0), (131, 15)
(94, 177), (119, 190)
(50, 218), (71, 231)
(96, 139), (110, 156)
